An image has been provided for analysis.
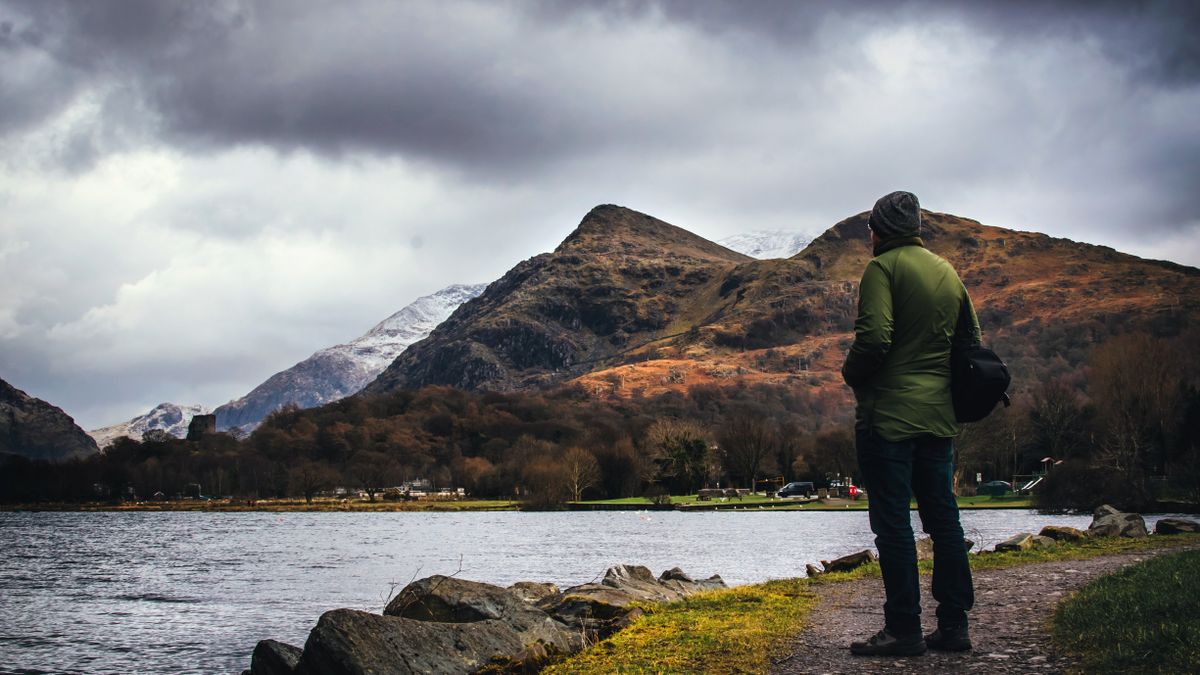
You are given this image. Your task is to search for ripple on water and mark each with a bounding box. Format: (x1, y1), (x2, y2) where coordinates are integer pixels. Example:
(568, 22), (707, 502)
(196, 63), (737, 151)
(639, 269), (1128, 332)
(110, 593), (201, 604)
(0, 509), (1185, 674)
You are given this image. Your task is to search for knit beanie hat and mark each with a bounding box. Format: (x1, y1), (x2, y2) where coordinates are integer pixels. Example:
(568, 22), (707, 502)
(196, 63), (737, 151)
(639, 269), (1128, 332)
(868, 191), (921, 240)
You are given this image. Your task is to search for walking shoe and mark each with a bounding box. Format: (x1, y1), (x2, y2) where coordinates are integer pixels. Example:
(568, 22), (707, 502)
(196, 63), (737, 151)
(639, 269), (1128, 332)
(925, 625), (972, 651)
(850, 629), (927, 656)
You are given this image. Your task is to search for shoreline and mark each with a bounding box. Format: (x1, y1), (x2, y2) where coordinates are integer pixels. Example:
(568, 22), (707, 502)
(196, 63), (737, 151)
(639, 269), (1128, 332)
(3, 498), (1180, 514)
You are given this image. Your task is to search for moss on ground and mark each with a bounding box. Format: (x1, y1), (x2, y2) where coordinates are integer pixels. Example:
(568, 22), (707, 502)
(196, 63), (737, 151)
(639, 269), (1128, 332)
(542, 579), (816, 675)
(1052, 549), (1200, 674)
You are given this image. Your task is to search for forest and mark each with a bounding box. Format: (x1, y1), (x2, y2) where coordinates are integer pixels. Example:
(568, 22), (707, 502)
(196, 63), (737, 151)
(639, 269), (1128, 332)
(2, 333), (1196, 512)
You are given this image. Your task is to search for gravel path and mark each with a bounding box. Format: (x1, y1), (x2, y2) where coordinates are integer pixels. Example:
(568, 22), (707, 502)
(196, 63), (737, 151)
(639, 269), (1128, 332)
(771, 545), (1199, 675)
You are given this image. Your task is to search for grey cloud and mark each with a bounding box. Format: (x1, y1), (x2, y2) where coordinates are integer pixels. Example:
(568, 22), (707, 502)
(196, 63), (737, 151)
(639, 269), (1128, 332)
(4, 0), (1197, 174)
(2, 0), (1199, 429)
(561, 0), (1200, 86)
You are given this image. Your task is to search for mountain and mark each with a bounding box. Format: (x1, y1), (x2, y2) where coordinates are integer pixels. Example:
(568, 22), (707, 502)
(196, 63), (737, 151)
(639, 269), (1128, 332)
(717, 230), (810, 259)
(89, 402), (211, 448)
(214, 283), (486, 431)
(363, 205), (755, 393)
(364, 205), (1200, 402)
(1, 378), (99, 461)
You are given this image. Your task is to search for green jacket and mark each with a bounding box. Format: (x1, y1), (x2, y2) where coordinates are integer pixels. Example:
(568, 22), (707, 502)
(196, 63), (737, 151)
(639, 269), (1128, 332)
(841, 236), (980, 440)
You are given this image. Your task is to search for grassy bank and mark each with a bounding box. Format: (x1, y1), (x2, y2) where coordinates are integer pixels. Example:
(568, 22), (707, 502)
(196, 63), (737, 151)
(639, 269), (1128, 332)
(576, 493), (1032, 510)
(2, 494), (1033, 512)
(544, 533), (1200, 674)
(0, 498), (520, 512)
(1052, 549), (1200, 674)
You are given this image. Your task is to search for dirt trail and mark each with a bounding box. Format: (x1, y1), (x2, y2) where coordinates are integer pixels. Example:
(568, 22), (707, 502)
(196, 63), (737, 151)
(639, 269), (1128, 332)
(771, 545), (1199, 675)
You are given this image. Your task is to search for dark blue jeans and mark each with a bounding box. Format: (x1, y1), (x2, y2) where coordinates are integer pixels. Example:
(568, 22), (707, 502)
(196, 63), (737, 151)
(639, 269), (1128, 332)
(857, 429), (974, 637)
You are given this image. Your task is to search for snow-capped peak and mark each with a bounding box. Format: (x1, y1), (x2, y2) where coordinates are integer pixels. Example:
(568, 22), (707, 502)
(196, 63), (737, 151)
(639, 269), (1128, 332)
(89, 402), (211, 448)
(319, 283), (489, 372)
(718, 230), (811, 259)
(212, 282), (488, 431)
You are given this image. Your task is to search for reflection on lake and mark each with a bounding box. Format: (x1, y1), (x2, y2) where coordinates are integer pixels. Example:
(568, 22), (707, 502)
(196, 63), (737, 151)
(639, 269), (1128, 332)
(0, 510), (1180, 674)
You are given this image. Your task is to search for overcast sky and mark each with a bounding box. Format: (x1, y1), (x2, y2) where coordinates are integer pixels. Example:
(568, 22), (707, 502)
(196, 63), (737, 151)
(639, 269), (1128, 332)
(2, 0), (1198, 429)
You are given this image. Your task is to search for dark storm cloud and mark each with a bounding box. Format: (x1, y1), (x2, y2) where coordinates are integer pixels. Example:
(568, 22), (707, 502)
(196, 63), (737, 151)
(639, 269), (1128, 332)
(565, 0), (1200, 86)
(2, 0), (1197, 172)
(4, 0), (680, 171)
(3, 0), (1199, 429)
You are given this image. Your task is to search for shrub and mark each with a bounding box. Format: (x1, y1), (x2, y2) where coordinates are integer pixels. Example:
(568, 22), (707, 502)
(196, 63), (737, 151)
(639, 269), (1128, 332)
(1034, 462), (1139, 513)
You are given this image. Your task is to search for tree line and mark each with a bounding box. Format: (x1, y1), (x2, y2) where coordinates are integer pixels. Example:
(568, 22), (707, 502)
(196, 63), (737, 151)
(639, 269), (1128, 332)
(2, 330), (1194, 511)
(0, 381), (857, 507)
(960, 332), (1200, 511)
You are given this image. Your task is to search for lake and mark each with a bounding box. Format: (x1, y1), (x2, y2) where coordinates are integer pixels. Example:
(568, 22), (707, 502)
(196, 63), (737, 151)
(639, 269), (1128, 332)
(0, 509), (1179, 674)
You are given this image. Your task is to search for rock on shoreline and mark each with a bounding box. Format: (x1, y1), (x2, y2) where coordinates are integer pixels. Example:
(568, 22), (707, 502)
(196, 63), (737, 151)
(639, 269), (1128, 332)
(244, 564), (724, 675)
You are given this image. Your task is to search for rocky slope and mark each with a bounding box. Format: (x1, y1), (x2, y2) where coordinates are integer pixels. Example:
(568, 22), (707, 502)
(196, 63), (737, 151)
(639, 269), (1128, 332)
(214, 283), (486, 431)
(1, 378), (99, 461)
(89, 402), (210, 448)
(363, 205), (1200, 402)
(363, 205), (755, 393)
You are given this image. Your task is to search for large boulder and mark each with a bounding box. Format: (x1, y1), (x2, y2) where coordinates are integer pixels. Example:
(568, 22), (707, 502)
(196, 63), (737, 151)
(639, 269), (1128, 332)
(1155, 518), (1200, 535)
(296, 609), (578, 675)
(915, 537), (975, 561)
(384, 575), (537, 623)
(545, 564), (725, 637)
(508, 581), (560, 606)
(374, 575), (580, 673)
(261, 565), (724, 674)
(1031, 535), (1058, 549)
(1088, 505), (1148, 538)
(1039, 525), (1088, 543)
(250, 640), (302, 675)
(995, 533), (1035, 552)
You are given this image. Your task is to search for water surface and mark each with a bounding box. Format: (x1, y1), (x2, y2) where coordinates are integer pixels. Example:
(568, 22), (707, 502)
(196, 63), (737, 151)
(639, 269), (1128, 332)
(0, 510), (1178, 674)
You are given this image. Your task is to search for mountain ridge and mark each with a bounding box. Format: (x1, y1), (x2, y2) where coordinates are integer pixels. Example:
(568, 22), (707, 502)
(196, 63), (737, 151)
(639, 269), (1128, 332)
(1, 378), (99, 461)
(363, 204), (1200, 405)
(363, 205), (756, 393)
(213, 283), (487, 431)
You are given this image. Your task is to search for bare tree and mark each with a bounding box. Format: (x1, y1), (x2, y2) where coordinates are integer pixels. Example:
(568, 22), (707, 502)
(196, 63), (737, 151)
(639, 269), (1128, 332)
(645, 418), (710, 495)
(807, 425), (857, 484)
(349, 450), (399, 501)
(1090, 333), (1184, 497)
(520, 456), (571, 509)
(288, 461), (341, 504)
(1028, 377), (1088, 461)
(718, 409), (779, 490)
(954, 403), (1029, 491)
(562, 446), (602, 502)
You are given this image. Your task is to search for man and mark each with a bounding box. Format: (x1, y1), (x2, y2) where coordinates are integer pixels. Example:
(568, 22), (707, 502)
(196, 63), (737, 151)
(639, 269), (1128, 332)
(842, 191), (979, 656)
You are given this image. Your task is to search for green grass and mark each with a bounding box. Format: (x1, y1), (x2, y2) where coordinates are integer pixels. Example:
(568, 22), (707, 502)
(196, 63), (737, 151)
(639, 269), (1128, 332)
(544, 533), (1200, 674)
(2, 498), (520, 512)
(575, 493), (1032, 510)
(954, 494), (1033, 508)
(577, 493), (778, 506)
(541, 579), (816, 675)
(1052, 549), (1200, 674)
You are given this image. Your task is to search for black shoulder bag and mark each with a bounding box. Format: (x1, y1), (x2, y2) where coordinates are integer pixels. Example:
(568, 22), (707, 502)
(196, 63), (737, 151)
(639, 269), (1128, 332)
(950, 298), (1012, 423)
